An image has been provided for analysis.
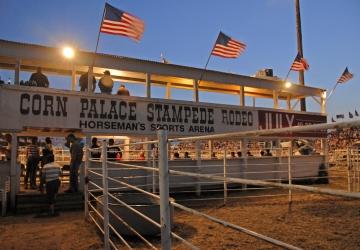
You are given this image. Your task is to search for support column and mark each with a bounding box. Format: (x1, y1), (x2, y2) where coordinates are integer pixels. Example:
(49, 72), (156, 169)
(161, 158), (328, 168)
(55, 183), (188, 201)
(252, 97), (256, 107)
(241, 138), (248, 189)
(124, 138), (130, 160)
(80, 135), (91, 193)
(10, 133), (18, 208)
(286, 95), (291, 110)
(88, 67), (94, 93)
(208, 140), (213, 159)
(14, 58), (21, 85)
(146, 73), (151, 98)
(193, 79), (199, 102)
(71, 65), (76, 91)
(195, 141), (201, 196)
(321, 95), (326, 114)
(166, 83), (171, 99)
(145, 137), (152, 192)
(239, 86), (245, 106)
(157, 130), (171, 249)
(273, 90), (279, 109)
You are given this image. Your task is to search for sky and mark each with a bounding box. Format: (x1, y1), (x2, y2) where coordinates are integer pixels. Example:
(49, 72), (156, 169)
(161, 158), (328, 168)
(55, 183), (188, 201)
(0, 0), (359, 120)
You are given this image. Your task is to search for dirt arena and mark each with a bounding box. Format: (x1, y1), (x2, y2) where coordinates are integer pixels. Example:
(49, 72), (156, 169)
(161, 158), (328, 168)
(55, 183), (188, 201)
(1, 170), (359, 249)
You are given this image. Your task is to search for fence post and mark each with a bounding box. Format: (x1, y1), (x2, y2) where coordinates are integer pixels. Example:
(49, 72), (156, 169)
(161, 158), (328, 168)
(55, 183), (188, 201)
(195, 141), (202, 196)
(157, 129), (171, 250)
(287, 145), (292, 209)
(84, 144), (89, 219)
(347, 146), (351, 192)
(152, 147), (156, 193)
(101, 141), (110, 250)
(223, 149), (228, 205)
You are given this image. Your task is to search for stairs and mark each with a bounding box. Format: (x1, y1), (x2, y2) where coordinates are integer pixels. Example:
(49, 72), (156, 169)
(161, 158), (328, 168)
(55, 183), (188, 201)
(16, 192), (84, 214)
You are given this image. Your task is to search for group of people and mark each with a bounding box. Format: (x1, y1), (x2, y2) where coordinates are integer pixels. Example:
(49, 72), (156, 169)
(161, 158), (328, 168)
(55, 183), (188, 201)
(90, 137), (123, 161)
(79, 70), (130, 95)
(23, 134), (83, 216)
(18, 67), (131, 96)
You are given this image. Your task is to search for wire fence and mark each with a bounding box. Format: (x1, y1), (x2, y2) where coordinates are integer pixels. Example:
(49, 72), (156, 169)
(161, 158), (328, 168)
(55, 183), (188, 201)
(84, 119), (360, 250)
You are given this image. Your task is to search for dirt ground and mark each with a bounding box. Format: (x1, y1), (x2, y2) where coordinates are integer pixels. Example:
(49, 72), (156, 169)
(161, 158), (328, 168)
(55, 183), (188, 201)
(1, 169), (360, 250)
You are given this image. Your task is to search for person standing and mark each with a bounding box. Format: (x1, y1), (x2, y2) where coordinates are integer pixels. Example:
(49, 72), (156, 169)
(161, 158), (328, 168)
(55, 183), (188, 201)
(40, 154), (61, 216)
(107, 139), (121, 161)
(65, 134), (83, 193)
(91, 137), (101, 159)
(79, 70), (96, 92)
(98, 70), (114, 94)
(25, 137), (40, 189)
(29, 67), (49, 88)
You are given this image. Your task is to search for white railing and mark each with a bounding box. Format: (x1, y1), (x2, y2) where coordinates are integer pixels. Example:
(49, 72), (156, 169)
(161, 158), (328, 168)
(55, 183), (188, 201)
(84, 119), (360, 249)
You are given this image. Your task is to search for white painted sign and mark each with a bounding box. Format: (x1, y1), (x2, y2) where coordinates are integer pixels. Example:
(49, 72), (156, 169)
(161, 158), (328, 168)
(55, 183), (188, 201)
(0, 86), (258, 136)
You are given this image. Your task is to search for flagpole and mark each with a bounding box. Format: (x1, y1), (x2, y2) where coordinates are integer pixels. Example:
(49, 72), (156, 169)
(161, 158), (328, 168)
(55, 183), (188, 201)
(198, 33), (219, 85)
(326, 82), (339, 101)
(284, 68), (292, 82)
(88, 5), (106, 92)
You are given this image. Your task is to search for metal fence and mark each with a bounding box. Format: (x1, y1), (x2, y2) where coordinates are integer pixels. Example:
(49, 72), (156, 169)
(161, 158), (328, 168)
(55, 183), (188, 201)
(84, 120), (360, 250)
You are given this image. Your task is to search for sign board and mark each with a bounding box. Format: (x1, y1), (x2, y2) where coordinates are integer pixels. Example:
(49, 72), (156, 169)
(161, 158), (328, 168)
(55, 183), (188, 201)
(0, 86), (326, 137)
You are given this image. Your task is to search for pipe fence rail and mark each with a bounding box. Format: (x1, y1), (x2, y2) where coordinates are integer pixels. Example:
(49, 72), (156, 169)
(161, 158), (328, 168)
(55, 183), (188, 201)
(84, 120), (360, 249)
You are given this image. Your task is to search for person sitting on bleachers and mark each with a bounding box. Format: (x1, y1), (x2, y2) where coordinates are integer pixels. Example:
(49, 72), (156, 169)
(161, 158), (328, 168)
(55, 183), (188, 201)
(29, 67), (49, 87)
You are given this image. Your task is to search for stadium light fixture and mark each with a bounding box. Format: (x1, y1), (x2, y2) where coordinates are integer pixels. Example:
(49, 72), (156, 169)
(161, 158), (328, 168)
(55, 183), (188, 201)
(322, 91), (327, 99)
(285, 81), (292, 88)
(62, 46), (75, 59)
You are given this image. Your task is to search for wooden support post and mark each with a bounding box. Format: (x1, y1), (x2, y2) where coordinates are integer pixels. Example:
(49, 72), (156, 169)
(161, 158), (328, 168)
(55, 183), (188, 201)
(166, 83), (171, 99)
(239, 86), (245, 106)
(273, 90), (279, 109)
(71, 65), (76, 91)
(14, 58), (21, 85)
(193, 79), (199, 102)
(286, 95), (291, 110)
(146, 73), (151, 98)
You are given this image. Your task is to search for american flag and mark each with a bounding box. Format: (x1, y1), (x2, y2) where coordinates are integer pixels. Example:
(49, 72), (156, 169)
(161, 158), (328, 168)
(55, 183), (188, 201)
(211, 32), (246, 58)
(290, 53), (309, 71)
(337, 67), (354, 84)
(100, 3), (145, 42)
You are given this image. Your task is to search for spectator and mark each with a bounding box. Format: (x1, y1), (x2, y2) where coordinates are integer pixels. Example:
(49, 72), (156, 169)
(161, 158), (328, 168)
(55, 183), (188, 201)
(184, 151), (191, 159)
(64, 134), (83, 193)
(117, 84), (130, 96)
(230, 152), (236, 158)
(79, 70), (96, 92)
(264, 149), (272, 156)
(25, 137), (40, 189)
(211, 152), (217, 159)
(237, 151), (242, 158)
(40, 154), (61, 216)
(247, 151), (253, 157)
(260, 150), (265, 156)
(107, 139), (121, 161)
(91, 137), (101, 159)
(29, 67), (49, 88)
(138, 151), (145, 160)
(43, 137), (53, 157)
(98, 70), (114, 94)
(173, 152), (180, 159)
